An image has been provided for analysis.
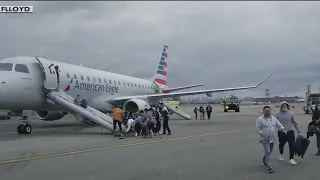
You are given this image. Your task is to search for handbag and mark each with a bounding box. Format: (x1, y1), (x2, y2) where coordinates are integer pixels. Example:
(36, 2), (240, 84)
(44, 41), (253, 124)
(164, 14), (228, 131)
(308, 123), (320, 133)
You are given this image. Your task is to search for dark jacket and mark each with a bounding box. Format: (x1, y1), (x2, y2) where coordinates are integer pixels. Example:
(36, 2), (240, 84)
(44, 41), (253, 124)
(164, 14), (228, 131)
(155, 111), (160, 121)
(312, 108), (320, 121)
(308, 107), (320, 138)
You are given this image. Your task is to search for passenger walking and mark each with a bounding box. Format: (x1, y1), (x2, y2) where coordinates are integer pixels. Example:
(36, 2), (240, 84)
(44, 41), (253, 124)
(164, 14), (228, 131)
(256, 106), (286, 173)
(161, 107), (171, 135)
(107, 105), (124, 136)
(206, 104), (213, 120)
(310, 103), (320, 156)
(154, 107), (161, 135)
(275, 101), (300, 164)
(199, 106), (205, 120)
(194, 107), (198, 120)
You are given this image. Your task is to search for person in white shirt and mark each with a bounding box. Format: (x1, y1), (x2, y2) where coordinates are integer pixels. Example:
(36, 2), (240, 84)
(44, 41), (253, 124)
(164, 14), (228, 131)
(125, 118), (136, 135)
(256, 106), (286, 173)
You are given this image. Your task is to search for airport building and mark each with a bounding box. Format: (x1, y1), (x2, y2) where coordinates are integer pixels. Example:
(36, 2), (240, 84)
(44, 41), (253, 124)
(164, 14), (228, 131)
(254, 96), (300, 103)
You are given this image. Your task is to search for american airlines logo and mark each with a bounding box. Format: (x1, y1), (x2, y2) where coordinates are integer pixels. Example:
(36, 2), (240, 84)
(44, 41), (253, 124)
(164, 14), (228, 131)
(66, 79), (119, 95)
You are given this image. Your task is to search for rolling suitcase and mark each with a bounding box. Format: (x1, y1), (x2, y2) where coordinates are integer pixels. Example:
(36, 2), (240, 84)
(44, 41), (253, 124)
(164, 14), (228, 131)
(295, 135), (310, 158)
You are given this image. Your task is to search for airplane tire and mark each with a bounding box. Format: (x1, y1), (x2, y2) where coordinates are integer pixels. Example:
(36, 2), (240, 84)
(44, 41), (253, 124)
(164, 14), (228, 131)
(24, 124), (32, 134)
(17, 125), (24, 134)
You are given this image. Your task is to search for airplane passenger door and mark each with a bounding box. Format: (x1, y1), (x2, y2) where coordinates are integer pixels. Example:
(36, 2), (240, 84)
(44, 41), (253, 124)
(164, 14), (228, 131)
(35, 57), (58, 90)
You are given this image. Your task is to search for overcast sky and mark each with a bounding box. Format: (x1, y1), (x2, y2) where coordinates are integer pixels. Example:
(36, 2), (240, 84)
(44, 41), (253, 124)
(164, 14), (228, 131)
(1, 1), (320, 98)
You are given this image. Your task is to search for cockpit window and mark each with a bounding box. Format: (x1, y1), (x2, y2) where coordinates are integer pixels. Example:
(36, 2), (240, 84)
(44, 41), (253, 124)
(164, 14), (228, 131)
(15, 64), (30, 73)
(0, 63), (13, 71)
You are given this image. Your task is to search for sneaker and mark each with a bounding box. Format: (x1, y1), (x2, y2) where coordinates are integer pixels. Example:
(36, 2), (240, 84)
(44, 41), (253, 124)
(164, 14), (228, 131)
(267, 168), (274, 173)
(135, 133), (138, 137)
(316, 151), (320, 156)
(288, 159), (297, 165)
(279, 154), (284, 161)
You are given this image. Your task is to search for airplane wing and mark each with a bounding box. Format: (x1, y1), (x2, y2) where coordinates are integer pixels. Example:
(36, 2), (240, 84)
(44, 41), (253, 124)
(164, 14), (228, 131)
(107, 68), (279, 103)
(163, 84), (204, 93)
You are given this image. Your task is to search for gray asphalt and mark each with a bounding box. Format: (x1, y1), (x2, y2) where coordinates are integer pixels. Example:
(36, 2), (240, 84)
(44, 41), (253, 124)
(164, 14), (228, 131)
(0, 104), (319, 180)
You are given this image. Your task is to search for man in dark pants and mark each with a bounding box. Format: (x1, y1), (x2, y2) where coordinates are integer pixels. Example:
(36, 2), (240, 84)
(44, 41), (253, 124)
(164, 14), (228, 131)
(310, 103), (320, 156)
(206, 104), (212, 120)
(161, 107), (171, 135)
(275, 101), (300, 165)
(107, 105), (124, 136)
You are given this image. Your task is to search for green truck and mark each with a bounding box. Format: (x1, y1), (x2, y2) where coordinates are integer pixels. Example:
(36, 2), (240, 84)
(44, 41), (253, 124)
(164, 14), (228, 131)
(222, 96), (240, 112)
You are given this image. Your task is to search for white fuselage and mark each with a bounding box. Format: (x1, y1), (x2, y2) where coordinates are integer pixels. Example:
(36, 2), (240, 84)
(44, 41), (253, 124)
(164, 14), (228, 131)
(0, 57), (164, 112)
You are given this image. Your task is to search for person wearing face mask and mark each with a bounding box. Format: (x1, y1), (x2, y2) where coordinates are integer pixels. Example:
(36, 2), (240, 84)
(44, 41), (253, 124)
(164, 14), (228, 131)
(256, 106), (286, 173)
(275, 101), (300, 165)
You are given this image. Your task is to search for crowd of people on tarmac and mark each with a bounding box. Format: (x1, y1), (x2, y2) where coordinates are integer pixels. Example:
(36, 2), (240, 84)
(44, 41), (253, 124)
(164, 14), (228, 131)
(256, 101), (320, 174)
(193, 104), (213, 120)
(74, 95), (320, 174)
(107, 104), (171, 138)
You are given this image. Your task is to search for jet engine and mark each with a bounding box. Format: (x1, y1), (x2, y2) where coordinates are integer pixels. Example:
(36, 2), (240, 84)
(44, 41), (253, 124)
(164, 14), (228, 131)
(123, 98), (151, 112)
(35, 111), (68, 121)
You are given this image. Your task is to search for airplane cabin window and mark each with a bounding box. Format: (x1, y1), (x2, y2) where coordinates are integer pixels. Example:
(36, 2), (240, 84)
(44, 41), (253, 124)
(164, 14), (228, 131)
(74, 74), (77, 79)
(99, 78), (101, 83)
(127, 83), (130, 86)
(118, 81), (121, 85)
(67, 73), (70, 78)
(114, 80), (116, 84)
(104, 79), (107, 83)
(109, 80), (112, 84)
(0, 63), (13, 71)
(138, 84), (141, 88)
(80, 75), (84, 80)
(131, 83), (134, 87)
(123, 82), (126, 86)
(15, 64), (30, 73)
(135, 84), (137, 87)
(87, 76), (90, 81)
(93, 77), (96, 82)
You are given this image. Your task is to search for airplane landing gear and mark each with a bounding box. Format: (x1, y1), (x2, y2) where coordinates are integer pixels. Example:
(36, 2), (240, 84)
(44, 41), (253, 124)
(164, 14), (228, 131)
(17, 116), (32, 134)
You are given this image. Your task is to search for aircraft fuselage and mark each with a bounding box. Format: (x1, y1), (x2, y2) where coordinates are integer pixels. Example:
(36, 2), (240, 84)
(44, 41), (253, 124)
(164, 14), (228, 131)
(0, 57), (162, 112)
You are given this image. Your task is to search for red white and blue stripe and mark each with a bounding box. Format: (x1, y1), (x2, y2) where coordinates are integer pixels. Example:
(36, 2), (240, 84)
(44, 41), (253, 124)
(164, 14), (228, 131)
(154, 45), (168, 86)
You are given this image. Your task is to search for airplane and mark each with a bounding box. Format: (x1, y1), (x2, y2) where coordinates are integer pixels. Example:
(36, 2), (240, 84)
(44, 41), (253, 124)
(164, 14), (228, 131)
(0, 45), (279, 135)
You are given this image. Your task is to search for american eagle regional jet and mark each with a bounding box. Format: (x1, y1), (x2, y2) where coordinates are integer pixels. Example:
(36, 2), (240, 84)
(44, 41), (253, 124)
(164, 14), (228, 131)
(0, 45), (278, 134)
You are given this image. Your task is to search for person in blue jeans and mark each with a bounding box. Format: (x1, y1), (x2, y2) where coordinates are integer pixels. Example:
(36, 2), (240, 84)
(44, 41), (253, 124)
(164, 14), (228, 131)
(256, 106), (286, 173)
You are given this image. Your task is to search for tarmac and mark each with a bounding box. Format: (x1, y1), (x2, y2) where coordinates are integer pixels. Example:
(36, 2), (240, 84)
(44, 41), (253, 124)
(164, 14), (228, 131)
(0, 104), (319, 180)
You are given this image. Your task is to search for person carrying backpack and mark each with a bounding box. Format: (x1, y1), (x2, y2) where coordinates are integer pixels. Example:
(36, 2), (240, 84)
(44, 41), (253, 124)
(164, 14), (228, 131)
(206, 105), (213, 120)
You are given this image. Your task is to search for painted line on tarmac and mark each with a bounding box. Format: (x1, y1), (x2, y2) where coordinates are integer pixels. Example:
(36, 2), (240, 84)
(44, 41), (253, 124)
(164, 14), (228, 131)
(0, 128), (248, 165)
